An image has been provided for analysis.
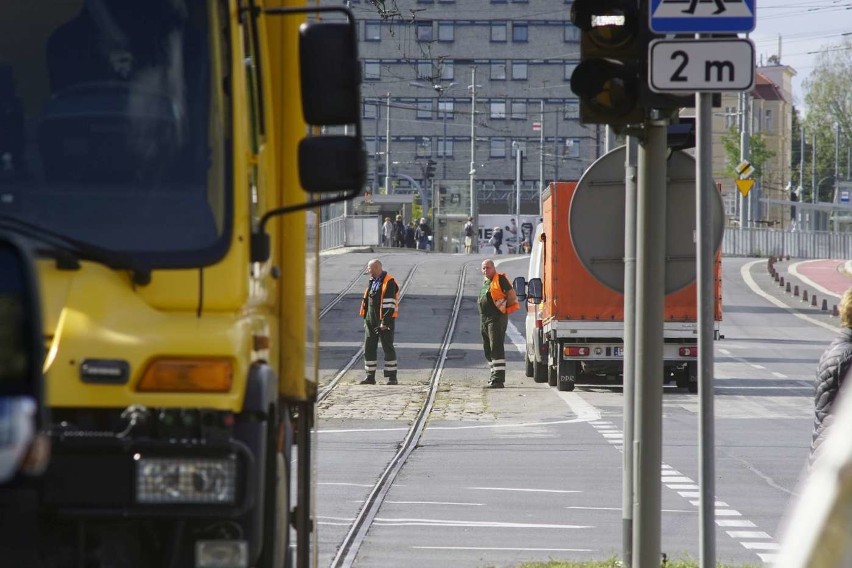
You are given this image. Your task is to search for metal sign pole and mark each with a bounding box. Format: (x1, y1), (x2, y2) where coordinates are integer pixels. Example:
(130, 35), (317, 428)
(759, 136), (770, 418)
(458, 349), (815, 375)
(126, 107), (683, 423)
(696, 87), (717, 568)
(633, 117), (667, 568)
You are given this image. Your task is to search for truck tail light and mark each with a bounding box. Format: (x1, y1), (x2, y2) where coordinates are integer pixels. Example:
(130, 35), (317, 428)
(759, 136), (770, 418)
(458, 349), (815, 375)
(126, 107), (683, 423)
(137, 358), (234, 392)
(535, 318), (543, 329)
(564, 346), (589, 357)
(679, 346), (697, 357)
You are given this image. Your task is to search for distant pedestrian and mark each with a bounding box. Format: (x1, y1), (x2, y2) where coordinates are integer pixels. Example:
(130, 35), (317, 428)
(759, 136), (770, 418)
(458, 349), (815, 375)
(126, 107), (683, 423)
(381, 217), (394, 247)
(463, 217), (475, 254)
(393, 214), (406, 247)
(404, 222), (416, 248)
(415, 217), (432, 251)
(478, 259), (519, 388)
(810, 287), (852, 468)
(358, 259), (399, 385)
(489, 226), (503, 254)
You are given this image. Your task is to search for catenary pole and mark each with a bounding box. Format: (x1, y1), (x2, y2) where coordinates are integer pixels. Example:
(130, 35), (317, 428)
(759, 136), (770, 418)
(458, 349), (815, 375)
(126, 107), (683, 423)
(385, 92), (391, 195)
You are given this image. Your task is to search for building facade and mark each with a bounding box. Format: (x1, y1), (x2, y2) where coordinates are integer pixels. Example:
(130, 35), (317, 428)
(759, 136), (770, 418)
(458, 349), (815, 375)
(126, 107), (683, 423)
(329, 0), (599, 213)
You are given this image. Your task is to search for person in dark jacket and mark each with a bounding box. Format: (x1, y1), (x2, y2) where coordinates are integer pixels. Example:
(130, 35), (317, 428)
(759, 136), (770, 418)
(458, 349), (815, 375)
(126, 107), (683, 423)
(414, 218), (431, 251)
(811, 287), (852, 467)
(404, 222), (416, 249)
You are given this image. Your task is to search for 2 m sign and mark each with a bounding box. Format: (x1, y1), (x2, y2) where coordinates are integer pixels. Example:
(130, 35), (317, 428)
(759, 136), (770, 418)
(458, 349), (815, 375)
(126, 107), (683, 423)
(649, 38), (755, 93)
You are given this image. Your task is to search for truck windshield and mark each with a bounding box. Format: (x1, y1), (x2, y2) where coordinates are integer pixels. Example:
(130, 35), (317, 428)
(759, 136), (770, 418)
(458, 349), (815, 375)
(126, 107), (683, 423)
(0, 0), (230, 267)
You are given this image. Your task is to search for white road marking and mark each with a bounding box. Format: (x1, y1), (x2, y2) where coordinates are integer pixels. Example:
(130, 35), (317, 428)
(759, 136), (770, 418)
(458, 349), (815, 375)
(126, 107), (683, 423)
(772, 372), (788, 379)
(372, 517), (591, 529)
(467, 486), (580, 494)
(412, 546), (594, 552)
(751, 364), (767, 370)
(506, 321), (527, 354)
(727, 530), (772, 539)
(565, 506), (694, 513)
(385, 501), (485, 507)
(741, 541), (781, 550)
(789, 261), (842, 299)
(319, 482), (374, 487)
(717, 520), (757, 527)
(740, 260), (836, 332)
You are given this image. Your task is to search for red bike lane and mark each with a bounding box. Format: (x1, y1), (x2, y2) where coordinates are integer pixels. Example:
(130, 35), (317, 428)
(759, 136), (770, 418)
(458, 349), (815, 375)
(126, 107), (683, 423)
(793, 259), (852, 297)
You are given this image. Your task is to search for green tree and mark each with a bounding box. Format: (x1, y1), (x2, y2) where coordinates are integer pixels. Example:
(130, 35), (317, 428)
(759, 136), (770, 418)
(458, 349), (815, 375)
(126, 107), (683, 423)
(802, 37), (852, 201)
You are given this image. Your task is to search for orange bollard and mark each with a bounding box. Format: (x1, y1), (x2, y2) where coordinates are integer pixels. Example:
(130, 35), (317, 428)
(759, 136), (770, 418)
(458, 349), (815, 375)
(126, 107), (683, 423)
(812, 295), (818, 307)
(774, 272), (780, 282)
(823, 299), (829, 311)
(786, 282), (791, 293)
(803, 290), (808, 302)
(794, 285), (799, 297)
(780, 276), (785, 287)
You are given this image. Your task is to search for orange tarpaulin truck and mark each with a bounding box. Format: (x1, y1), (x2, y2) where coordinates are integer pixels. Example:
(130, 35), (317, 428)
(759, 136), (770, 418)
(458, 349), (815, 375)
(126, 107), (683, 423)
(522, 181), (722, 393)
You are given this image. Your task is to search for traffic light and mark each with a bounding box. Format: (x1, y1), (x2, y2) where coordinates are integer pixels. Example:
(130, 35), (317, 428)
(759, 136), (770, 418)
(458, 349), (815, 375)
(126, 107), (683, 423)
(425, 159), (437, 181)
(569, 0), (644, 126)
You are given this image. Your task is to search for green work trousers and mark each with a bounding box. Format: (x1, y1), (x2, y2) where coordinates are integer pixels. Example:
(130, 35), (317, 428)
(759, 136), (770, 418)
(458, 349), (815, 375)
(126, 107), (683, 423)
(480, 313), (508, 383)
(363, 324), (397, 378)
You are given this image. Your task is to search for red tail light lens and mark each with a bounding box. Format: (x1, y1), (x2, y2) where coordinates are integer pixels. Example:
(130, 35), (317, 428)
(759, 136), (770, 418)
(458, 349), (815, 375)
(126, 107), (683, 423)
(679, 346), (697, 357)
(564, 346), (590, 357)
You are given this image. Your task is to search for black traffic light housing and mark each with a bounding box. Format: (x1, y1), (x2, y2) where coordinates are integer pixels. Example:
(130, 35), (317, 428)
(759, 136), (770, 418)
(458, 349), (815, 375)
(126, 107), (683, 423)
(424, 159), (437, 181)
(569, 0), (691, 128)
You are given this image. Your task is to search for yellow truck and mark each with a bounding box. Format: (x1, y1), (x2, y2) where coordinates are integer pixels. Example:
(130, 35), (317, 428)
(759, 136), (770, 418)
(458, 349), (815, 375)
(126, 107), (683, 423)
(0, 1), (364, 566)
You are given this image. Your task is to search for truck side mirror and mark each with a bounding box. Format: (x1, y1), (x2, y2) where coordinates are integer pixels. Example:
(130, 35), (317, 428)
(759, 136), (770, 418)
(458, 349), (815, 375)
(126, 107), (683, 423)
(512, 276), (527, 302)
(0, 233), (48, 484)
(527, 277), (543, 304)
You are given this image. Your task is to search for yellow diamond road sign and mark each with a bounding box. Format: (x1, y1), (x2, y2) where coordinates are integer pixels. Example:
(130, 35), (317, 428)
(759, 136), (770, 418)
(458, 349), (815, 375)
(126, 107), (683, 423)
(736, 178), (755, 197)
(736, 160), (754, 179)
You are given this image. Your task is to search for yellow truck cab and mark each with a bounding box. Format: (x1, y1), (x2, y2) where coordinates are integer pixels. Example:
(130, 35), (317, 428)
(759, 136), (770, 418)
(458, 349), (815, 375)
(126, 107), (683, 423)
(0, 2), (364, 567)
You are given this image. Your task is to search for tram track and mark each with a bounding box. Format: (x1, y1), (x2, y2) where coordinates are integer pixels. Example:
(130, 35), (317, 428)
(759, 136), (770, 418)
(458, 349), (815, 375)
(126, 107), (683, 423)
(326, 263), (469, 567)
(317, 261), (420, 402)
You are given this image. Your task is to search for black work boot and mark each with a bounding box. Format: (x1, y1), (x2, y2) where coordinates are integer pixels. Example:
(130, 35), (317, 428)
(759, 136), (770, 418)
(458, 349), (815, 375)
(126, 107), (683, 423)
(385, 372), (398, 385)
(359, 374), (376, 385)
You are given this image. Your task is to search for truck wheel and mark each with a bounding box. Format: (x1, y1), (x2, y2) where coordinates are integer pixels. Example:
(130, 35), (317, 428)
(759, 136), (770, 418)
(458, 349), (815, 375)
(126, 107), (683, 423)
(557, 359), (578, 392)
(533, 361), (548, 383)
(525, 357), (534, 378)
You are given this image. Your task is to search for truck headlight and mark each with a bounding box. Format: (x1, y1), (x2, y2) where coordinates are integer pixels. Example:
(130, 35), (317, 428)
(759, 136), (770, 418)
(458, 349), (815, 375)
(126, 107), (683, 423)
(135, 455), (238, 504)
(195, 540), (248, 568)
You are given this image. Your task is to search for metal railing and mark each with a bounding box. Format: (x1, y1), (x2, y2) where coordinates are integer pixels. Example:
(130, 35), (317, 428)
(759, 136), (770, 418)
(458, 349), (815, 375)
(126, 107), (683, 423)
(722, 227), (852, 259)
(320, 215), (379, 250)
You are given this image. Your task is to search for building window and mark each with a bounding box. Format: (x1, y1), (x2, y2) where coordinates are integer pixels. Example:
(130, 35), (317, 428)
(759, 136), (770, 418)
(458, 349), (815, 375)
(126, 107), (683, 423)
(511, 101), (527, 120)
(512, 61), (528, 80)
(438, 100), (454, 119)
(416, 136), (431, 158)
(365, 61), (381, 80)
(491, 138), (506, 157)
(764, 109), (773, 132)
(564, 25), (579, 42)
(365, 138), (377, 156)
(416, 99), (433, 119)
(564, 101), (579, 119)
(417, 60), (433, 80)
(564, 138), (580, 158)
(512, 23), (528, 42)
(364, 100), (378, 119)
(441, 60), (454, 81)
(364, 21), (381, 41)
(491, 22), (507, 42)
(438, 22), (454, 42)
(564, 62), (577, 81)
(490, 61), (507, 80)
(724, 106), (737, 129)
(490, 101), (507, 119)
(438, 138), (454, 157)
(417, 21), (433, 42)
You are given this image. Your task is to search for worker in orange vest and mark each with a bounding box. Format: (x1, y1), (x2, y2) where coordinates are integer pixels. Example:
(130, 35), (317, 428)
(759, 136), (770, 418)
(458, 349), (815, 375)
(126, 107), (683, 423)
(478, 259), (519, 388)
(358, 259), (400, 385)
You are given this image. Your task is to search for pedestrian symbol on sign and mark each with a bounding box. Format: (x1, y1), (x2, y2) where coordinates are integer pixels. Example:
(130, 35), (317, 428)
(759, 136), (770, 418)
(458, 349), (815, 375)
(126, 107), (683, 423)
(650, 0), (756, 33)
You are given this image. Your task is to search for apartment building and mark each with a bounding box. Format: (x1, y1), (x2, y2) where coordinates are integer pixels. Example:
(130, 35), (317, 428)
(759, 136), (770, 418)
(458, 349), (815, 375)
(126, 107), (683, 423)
(332, 0), (597, 213)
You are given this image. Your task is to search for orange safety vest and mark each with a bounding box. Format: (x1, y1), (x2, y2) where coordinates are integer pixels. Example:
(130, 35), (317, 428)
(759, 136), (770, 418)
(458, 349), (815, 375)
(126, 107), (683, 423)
(490, 272), (519, 314)
(359, 273), (399, 318)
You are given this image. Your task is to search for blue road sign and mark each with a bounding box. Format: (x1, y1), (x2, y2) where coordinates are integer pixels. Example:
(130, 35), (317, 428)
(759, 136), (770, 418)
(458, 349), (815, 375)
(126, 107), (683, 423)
(650, 0), (756, 33)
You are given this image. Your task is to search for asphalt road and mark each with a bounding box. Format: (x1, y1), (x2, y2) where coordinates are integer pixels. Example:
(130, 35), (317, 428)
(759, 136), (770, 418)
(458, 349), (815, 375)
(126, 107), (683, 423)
(311, 251), (828, 568)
